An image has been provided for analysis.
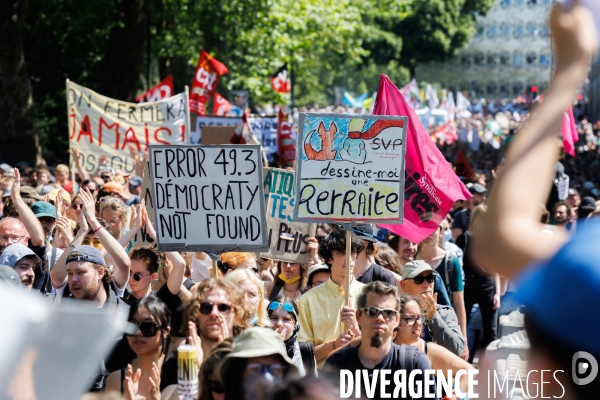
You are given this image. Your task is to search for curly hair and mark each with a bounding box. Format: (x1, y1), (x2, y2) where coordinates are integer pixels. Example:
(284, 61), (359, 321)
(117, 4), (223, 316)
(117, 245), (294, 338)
(318, 229), (365, 269)
(128, 246), (164, 274)
(399, 294), (423, 316)
(182, 279), (253, 337)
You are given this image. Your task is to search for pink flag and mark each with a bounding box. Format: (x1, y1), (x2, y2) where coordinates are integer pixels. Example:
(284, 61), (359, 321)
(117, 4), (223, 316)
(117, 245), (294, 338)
(561, 105), (578, 156)
(375, 75), (471, 243)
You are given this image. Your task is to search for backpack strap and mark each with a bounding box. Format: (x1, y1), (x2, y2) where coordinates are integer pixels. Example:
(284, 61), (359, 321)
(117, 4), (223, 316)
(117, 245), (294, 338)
(372, 264), (382, 283)
(298, 342), (316, 376)
(268, 279), (285, 301)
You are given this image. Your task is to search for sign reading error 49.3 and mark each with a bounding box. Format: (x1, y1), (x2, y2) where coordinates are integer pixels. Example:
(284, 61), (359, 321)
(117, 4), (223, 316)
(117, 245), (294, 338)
(152, 147), (257, 179)
(214, 148), (257, 176)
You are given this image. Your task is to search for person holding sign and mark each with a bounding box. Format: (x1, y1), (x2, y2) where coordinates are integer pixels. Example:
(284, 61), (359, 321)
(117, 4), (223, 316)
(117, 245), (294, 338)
(297, 229), (365, 368)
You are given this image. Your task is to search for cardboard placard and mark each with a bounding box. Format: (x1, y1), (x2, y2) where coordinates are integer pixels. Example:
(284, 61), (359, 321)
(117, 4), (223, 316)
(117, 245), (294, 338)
(190, 115), (242, 144)
(259, 168), (316, 263)
(149, 144), (268, 252)
(201, 126), (237, 145)
(133, 162), (156, 247)
(294, 113), (408, 223)
(67, 80), (190, 174)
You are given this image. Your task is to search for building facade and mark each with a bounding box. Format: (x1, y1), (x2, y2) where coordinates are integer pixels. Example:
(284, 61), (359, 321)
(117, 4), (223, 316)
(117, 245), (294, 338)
(416, 0), (553, 99)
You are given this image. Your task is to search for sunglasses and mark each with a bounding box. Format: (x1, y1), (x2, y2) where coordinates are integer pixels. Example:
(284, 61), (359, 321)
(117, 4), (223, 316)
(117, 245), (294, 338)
(360, 306), (399, 320)
(268, 301), (297, 317)
(129, 271), (151, 281)
(82, 238), (103, 250)
(72, 204), (83, 209)
(210, 380), (225, 394)
(409, 274), (436, 285)
(199, 302), (233, 315)
(126, 321), (158, 337)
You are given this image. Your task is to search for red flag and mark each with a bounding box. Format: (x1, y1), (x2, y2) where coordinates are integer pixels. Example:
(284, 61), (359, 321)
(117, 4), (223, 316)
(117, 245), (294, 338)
(271, 64), (291, 93)
(561, 104), (578, 156)
(277, 109), (296, 166)
(433, 121), (458, 144)
(455, 149), (474, 181)
(136, 75), (174, 103)
(190, 51), (228, 115)
(375, 75), (471, 243)
(230, 112), (252, 145)
(213, 93), (232, 116)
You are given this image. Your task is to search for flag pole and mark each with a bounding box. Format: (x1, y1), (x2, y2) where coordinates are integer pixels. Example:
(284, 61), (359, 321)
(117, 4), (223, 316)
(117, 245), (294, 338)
(290, 59), (295, 121)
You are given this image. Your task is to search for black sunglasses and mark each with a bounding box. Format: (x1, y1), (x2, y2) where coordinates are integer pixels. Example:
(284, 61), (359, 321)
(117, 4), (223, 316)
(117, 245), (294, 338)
(210, 379), (225, 394)
(126, 321), (158, 337)
(199, 302), (233, 315)
(130, 271), (151, 281)
(409, 274), (436, 285)
(360, 306), (398, 320)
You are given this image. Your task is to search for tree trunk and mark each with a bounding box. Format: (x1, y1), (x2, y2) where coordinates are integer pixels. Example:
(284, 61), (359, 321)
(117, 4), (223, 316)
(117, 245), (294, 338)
(0, 0), (41, 166)
(99, 0), (150, 101)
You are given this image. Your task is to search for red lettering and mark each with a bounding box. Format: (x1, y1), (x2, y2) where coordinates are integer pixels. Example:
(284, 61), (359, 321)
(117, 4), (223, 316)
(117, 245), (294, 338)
(180, 125), (185, 143)
(69, 110), (77, 140)
(77, 115), (94, 143)
(121, 127), (141, 152)
(144, 123), (149, 149)
(99, 116), (121, 149)
(154, 127), (171, 145)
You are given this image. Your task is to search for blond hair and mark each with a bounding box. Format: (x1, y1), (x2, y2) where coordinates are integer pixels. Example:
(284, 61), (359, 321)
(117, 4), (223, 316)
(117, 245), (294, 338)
(54, 164), (69, 174)
(101, 197), (128, 222)
(224, 269), (268, 327)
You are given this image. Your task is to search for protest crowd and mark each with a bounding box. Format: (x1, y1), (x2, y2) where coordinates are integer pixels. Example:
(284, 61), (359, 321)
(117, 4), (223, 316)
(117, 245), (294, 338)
(2, 3), (600, 400)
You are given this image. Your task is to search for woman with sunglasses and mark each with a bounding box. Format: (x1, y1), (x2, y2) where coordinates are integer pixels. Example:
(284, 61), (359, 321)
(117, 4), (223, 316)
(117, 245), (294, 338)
(106, 296), (171, 398)
(267, 297), (310, 376)
(394, 295), (475, 396)
(67, 194), (83, 223)
(224, 269), (268, 326)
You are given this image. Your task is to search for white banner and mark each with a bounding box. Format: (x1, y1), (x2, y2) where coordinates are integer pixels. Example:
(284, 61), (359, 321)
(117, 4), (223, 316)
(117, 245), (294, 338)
(190, 116), (242, 145)
(67, 80), (190, 174)
(148, 144), (268, 252)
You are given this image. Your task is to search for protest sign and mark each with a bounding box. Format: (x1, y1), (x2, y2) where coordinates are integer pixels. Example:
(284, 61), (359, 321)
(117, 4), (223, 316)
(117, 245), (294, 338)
(149, 144), (267, 252)
(248, 116), (278, 163)
(136, 75), (174, 103)
(259, 168), (315, 263)
(133, 162), (156, 247)
(201, 126), (237, 145)
(67, 80), (190, 174)
(190, 115), (242, 145)
(294, 114), (408, 224)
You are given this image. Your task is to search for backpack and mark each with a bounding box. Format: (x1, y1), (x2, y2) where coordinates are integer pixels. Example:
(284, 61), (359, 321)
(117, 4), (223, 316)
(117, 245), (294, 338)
(443, 252), (457, 303)
(298, 342), (317, 376)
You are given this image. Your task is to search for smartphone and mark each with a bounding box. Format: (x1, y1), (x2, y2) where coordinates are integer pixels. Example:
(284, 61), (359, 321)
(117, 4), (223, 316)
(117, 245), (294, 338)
(558, 0), (600, 42)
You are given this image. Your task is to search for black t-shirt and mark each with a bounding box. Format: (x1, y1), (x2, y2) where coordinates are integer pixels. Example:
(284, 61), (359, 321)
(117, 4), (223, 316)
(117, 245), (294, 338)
(324, 343), (437, 400)
(122, 284), (179, 308)
(357, 263), (396, 286)
(170, 278), (195, 337)
(451, 208), (471, 233)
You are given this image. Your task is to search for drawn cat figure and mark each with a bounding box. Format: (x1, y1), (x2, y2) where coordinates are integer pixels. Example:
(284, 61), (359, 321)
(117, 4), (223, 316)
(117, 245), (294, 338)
(304, 121), (338, 161)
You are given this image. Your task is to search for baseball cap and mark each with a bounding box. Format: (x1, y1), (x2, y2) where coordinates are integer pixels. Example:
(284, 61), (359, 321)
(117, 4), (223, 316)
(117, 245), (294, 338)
(468, 183), (487, 195)
(5, 186), (44, 201)
(579, 196), (597, 211)
(514, 219), (600, 356)
(128, 176), (143, 188)
(0, 163), (12, 173)
(31, 201), (57, 219)
(0, 243), (41, 268)
(48, 188), (71, 204)
(400, 260), (439, 280)
(307, 262), (330, 282)
(40, 185), (55, 196)
(102, 181), (126, 197)
(568, 188), (579, 196)
(352, 223), (378, 243)
(219, 327), (299, 380)
(66, 245), (106, 266)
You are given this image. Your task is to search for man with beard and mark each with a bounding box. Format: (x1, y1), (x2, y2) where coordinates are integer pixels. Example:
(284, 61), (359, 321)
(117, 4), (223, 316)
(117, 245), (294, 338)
(452, 183), (486, 240)
(324, 282), (436, 399)
(553, 200), (572, 229)
(0, 243), (43, 290)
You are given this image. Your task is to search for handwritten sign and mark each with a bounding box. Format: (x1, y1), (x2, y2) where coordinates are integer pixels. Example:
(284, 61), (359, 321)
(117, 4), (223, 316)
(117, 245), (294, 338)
(149, 144), (267, 252)
(133, 163), (156, 247)
(67, 80), (190, 173)
(294, 114), (408, 223)
(259, 168), (315, 263)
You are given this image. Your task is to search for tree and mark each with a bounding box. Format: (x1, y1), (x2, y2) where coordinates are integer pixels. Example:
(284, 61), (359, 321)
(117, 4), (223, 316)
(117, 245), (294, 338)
(367, 0), (494, 77)
(0, 0), (41, 166)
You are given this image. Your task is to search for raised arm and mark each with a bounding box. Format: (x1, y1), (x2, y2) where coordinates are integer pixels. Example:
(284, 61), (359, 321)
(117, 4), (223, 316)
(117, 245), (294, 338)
(474, 3), (597, 278)
(118, 203), (143, 248)
(10, 169), (45, 246)
(70, 147), (90, 182)
(51, 213), (88, 288)
(80, 188), (131, 288)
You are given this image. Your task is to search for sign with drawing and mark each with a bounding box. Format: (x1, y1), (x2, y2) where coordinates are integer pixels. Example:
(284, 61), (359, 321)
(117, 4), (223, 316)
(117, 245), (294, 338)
(293, 114), (408, 223)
